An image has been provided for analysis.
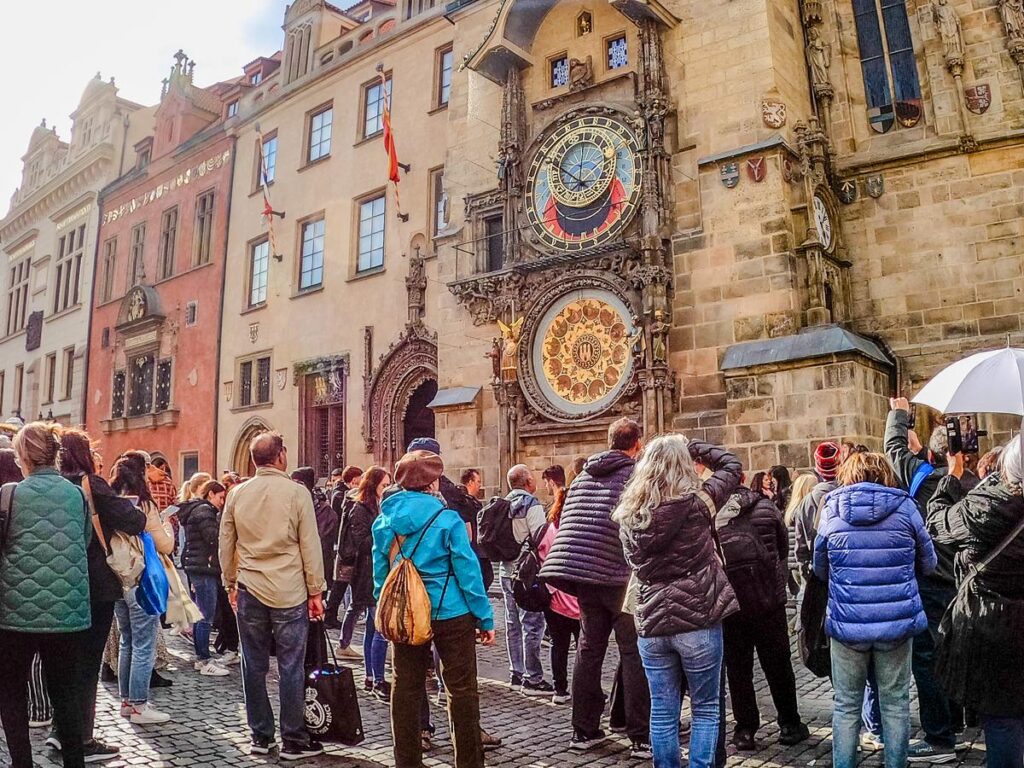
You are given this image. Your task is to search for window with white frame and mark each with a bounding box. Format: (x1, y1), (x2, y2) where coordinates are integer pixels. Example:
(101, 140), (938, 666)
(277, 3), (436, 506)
(357, 195), (385, 272)
(299, 219), (325, 290)
(250, 239), (270, 306)
(437, 46), (453, 108)
(6, 259), (30, 336)
(308, 106), (333, 162)
(363, 78), (391, 139)
(54, 223), (86, 314)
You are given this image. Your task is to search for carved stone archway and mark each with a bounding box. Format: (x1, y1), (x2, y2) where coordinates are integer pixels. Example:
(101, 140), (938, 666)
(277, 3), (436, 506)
(363, 326), (438, 468)
(231, 416), (272, 477)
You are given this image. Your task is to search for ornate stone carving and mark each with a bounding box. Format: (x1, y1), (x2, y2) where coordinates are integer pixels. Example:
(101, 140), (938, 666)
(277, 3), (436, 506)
(497, 317), (524, 382)
(999, 0), (1024, 90)
(568, 56), (594, 92)
(806, 26), (833, 99)
(933, 0), (965, 72)
(405, 251), (427, 328)
(636, 19), (672, 228)
(292, 354), (350, 387)
(498, 66), (526, 264)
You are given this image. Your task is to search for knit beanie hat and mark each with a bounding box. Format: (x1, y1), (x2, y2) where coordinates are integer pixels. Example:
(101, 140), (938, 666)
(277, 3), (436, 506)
(395, 450), (445, 491)
(814, 442), (841, 481)
(407, 437), (442, 456)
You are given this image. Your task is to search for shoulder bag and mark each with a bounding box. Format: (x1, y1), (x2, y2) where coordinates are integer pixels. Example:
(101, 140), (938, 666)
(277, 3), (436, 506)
(83, 475), (145, 591)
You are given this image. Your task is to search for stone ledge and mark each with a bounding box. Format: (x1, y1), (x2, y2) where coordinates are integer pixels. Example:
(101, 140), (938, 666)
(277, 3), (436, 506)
(721, 325), (893, 373)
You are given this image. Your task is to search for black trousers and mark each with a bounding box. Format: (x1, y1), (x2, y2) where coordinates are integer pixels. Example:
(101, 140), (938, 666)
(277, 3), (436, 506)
(392, 614), (482, 768)
(51, 601), (115, 744)
(723, 605), (802, 733)
(573, 584), (650, 741)
(213, 585), (239, 653)
(0, 628), (90, 768)
(324, 579), (350, 625)
(544, 607), (580, 695)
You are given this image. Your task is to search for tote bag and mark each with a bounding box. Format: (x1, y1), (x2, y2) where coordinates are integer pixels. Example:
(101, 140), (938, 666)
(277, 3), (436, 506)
(304, 622), (365, 746)
(135, 532), (169, 616)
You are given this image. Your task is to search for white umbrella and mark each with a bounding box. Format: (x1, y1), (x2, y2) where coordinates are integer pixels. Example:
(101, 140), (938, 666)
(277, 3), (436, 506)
(912, 347), (1024, 417)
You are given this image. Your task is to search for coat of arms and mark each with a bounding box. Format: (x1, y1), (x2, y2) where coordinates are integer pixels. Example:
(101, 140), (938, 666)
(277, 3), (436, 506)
(761, 99), (787, 129)
(838, 180), (858, 205)
(275, 369), (288, 391)
(747, 157), (767, 183)
(720, 163), (740, 189)
(965, 84), (992, 115)
(25, 311), (43, 352)
(249, 322), (260, 344)
(865, 174), (885, 199)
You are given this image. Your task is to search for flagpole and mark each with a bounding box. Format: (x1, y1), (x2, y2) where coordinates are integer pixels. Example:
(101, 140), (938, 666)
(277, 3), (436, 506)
(254, 122), (285, 259)
(377, 63), (408, 223)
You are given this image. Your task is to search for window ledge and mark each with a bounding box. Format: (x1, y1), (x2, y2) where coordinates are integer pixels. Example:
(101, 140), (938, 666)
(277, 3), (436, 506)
(248, 180), (275, 199)
(291, 284), (325, 299)
(428, 103), (449, 116)
(101, 409), (180, 434)
(298, 155), (331, 173)
(0, 329), (27, 344)
(240, 302), (268, 316)
(354, 131), (383, 149)
(154, 261), (214, 288)
(229, 402), (274, 414)
(347, 266), (385, 283)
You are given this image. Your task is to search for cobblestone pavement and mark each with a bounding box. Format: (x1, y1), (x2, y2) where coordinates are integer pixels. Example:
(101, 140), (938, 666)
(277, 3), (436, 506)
(2, 599), (989, 767)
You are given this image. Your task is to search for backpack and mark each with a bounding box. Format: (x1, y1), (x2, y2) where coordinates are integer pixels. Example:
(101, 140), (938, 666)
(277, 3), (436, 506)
(476, 497), (520, 562)
(377, 509), (452, 646)
(718, 513), (780, 617)
(511, 523), (551, 613)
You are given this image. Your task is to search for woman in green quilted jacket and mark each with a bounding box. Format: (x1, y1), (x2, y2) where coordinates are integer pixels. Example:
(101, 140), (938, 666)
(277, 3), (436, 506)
(0, 422), (92, 768)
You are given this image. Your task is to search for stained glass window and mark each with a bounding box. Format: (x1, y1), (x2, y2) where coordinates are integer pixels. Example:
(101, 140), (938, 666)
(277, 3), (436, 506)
(551, 56), (569, 88)
(111, 371), (125, 418)
(155, 360), (172, 412)
(608, 35), (628, 70)
(853, 0), (922, 132)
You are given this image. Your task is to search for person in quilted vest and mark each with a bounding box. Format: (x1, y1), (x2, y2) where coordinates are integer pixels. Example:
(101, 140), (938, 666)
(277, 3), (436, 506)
(814, 452), (937, 768)
(0, 422), (92, 768)
(615, 435), (742, 768)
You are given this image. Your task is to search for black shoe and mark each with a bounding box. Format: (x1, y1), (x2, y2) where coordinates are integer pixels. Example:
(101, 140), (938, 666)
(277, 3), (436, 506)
(149, 670), (173, 688)
(83, 739), (120, 763)
(372, 681), (392, 702)
(521, 679), (555, 697)
(508, 672), (523, 691)
(570, 729), (607, 750)
(250, 736), (275, 755)
(732, 730), (758, 752)
(280, 740), (324, 761)
(779, 723), (810, 746)
(99, 663), (116, 683)
(630, 738), (653, 759)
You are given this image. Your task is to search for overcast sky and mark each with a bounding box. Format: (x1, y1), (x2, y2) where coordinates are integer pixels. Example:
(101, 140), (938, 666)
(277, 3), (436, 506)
(0, 0), (286, 213)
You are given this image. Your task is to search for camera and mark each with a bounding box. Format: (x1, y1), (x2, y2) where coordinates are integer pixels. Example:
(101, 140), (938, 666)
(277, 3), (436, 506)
(944, 415), (986, 455)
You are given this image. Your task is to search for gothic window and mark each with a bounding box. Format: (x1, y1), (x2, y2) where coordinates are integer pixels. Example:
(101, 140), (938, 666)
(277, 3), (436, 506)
(127, 354), (155, 416)
(155, 360), (172, 411)
(357, 195), (385, 272)
(158, 206), (177, 280)
(308, 105), (333, 162)
(607, 35), (629, 70)
(101, 238), (117, 302)
(6, 259), (30, 336)
(484, 215), (503, 272)
(249, 239), (270, 306)
(194, 190), (215, 266)
(111, 371), (125, 418)
(129, 223), (146, 285)
(551, 56), (570, 88)
(363, 78), (391, 139)
(852, 0), (922, 132)
(54, 223), (86, 314)
(300, 218), (325, 289)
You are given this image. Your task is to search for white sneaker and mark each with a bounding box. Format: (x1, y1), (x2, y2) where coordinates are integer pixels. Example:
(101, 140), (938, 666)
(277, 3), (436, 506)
(119, 702), (133, 718)
(129, 704), (171, 725)
(197, 661), (230, 677)
(219, 651), (240, 665)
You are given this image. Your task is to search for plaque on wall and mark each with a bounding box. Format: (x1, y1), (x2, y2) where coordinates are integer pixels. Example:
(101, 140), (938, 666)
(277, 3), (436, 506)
(25, 311), (43, 351)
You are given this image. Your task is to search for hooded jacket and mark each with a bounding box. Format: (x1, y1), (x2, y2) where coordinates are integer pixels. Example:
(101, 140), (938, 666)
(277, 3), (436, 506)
(540, 450), (635, 592)
(813, 482), (937, 648)
(346, 499), (378, 605)
(372, 489), (494, 630)
(793, 480), (838, 570)
(621, 441), (742, 637)
(180, 498), (221, 577)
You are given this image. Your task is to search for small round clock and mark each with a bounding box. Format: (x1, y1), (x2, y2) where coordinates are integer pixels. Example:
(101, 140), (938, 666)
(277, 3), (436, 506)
(812, 193), (835, 252)
(525, 115), (643, 252)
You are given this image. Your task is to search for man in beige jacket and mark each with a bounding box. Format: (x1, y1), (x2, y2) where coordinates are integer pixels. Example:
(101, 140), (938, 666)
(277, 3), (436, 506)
(219, 431), (326, 760)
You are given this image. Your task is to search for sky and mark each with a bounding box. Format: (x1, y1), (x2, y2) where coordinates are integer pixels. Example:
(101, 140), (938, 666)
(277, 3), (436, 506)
(0, 0), (286, 213)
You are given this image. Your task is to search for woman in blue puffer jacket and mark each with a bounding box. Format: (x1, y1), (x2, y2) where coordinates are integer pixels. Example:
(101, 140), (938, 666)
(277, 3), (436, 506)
(814, 452), (937, 768)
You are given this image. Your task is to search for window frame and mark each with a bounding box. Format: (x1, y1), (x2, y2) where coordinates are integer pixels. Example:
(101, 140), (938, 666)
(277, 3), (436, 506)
(100, 237), (118, 303)
(227, 100), (239, 118)
(306, 102), (333, 164)
(605, 32), (629, 71)
(852, 0), (923, 134)
(235, 352), (273, 409)
(43, 352), (56, 405)
(355, 192), (387, 273)
(158, 205), (178, 281)
(361, 75), (392, 140)
(129, 222), (146, 287)
(62, 346), (75, 401)
(248, 236), (271, 308)
(483, 214), (504, 273)
(53, 223), (86, 314)
(429, 166), (447, 238)
(13, 365), (23, 415)
(6, 258), (31, 336)
(298, 216), (326, 291)
(193, 189), (215, 267)
(254, 130), (278, 191)
(435, 45), (454, 109)
(549, 52), (570, 89)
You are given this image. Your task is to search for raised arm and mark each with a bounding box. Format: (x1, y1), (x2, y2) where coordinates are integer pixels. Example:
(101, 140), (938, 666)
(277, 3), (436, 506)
(690, 441), (743, 510)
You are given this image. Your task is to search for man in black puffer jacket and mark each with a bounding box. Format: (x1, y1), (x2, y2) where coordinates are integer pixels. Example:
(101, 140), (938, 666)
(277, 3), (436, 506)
(540, 418), (651, 754)
(717, 486), (809, 751)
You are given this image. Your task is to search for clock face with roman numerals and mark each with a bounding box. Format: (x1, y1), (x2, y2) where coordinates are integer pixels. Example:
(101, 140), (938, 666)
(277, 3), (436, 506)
(525, 115), (643, 252)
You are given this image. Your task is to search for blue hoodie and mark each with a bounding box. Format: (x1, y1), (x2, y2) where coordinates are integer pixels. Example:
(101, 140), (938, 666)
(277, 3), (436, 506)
(372, 490), (494, 631)
(813, 482), (937, 649)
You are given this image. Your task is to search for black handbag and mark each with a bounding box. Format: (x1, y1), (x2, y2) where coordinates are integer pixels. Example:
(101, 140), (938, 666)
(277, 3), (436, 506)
(797, 572), (831, 678)
(304, 622), (365, 746)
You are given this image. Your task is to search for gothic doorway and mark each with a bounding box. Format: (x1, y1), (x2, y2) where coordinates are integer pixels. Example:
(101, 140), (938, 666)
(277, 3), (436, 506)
(231, 417), (271, 477)
(402, 378), (438, 450)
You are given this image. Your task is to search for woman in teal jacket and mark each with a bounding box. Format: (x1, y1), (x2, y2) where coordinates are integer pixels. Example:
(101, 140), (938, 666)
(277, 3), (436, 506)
(0, 422), (91, 768)
(372, 450), (494, 768)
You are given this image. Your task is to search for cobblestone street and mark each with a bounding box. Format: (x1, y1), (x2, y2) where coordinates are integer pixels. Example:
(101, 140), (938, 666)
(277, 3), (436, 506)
(1, 599), (989, 768)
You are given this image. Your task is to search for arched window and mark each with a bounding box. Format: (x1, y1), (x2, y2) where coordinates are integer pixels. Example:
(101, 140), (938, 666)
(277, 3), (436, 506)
(852, 0), (922, 132)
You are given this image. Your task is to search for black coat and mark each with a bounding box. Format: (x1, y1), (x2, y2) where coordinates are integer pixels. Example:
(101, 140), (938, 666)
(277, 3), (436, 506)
(621, 442), (742, 638)
(180, 499), (221, 577)
(928, 474), (1024, 716)
(540, 450), (635, 592)
(69, 473), (147, 603)
(346, 500), (378, 606)
(719, 486), (789, 608)
(441, 476), (483, 548)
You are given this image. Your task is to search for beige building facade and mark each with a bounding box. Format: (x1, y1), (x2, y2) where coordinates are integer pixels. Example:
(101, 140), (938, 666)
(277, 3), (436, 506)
(0, 77), (152, 427)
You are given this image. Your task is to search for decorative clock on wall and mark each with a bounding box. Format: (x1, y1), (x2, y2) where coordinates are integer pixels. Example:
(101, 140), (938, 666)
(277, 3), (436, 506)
(525, 114), (643, 252)
(812, 192), (835, 253)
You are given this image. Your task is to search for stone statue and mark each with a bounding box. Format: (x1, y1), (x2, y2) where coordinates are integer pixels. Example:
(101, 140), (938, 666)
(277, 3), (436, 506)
(486, 338), (502, 382)
(405, 251), (427, 326)
(496, 317), (524, 382)
(568, 56), (594, 93)
(1001, 0), (1024, 41)
(806, 26), (832, 88)
(650, 310), (670, 364)
(933, 0), (965, 63)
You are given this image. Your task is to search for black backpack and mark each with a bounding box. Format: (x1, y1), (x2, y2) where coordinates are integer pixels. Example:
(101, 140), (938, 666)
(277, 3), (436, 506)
(718, 513), (780, 617)
(476, 497), (520, 562)
(511, 524), (551, 613)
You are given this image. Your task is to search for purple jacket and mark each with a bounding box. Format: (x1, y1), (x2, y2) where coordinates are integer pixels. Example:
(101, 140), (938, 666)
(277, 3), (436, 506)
(813, 482), (937, 648)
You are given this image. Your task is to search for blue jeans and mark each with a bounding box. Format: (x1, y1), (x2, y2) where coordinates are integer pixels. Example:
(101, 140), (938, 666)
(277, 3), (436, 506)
(236, 588), (310, 747)
(114, 588), (160, 704)
(863, 661), (883, 738)
(190, 574), (219, 662)
(500, 576), (546, 683)
(638, 624), (724, 768)
(982, 716), (1024, 768)
(360, 605), (388, 683)
(831, 639), (911, 768)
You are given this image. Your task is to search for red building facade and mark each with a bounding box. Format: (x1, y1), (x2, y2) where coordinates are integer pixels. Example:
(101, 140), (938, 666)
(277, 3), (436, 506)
(85, 52), (240, 480)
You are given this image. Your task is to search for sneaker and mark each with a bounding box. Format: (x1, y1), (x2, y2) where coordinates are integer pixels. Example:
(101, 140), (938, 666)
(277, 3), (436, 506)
(28, 718), (52, 729)
(219, 651), (240, 665)
(119, 702), (133, 718)
(552, 690), (571, 705)
(372, 680), (392, 702)
(508, 672), (523, 691)
(336, 645), (361, 659)
(480, 728), (502, 752)
(436, 688), (447, 705)
(630, 739), (653, 760)
(196, 661), (230, 677)
(908, 740), (958, 764)
(779, 723), (811, 746)
(570, 729), (607, 750)
(521, 679), (555, 697)
(83, 739), (120, 763)
(250, 736), (275, 755)
(129, 704), (171, 725)
(45, 735), (61, 751)
(859, 732), (885, 752)
(280, 740), (324, 761)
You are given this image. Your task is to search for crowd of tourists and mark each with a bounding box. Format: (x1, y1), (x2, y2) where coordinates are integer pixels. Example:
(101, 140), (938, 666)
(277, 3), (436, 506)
(0, 397), (1021, 768)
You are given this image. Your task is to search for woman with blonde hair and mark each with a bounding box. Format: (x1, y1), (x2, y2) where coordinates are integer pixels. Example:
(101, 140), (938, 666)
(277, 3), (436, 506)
(0, 422), (92, 768)
(785, 473), (818, 528)
(614, 434), (742, 768)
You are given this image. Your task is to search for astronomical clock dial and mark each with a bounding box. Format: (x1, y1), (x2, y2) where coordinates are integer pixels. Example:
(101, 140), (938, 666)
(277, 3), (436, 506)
(812, 193), (835, 252)
(525, 115), (643, 252)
